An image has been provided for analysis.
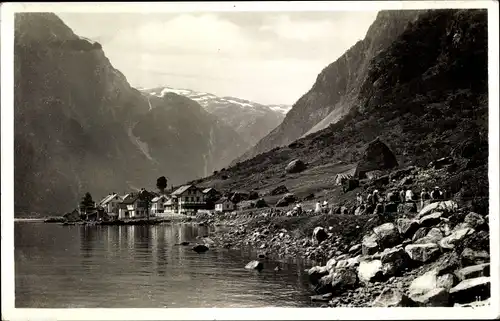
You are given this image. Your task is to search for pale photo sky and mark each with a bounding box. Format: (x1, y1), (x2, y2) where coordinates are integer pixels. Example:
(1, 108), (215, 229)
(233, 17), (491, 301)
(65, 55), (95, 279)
(57, 11), (378, 105)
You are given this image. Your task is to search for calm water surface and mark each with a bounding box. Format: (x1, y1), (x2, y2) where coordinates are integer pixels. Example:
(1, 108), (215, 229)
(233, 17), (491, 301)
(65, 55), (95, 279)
(15, 222), (317, 308)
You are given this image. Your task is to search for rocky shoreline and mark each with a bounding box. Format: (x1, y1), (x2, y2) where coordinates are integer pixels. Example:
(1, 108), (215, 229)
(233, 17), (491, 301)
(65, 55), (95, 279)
(201, 201), (491, 308)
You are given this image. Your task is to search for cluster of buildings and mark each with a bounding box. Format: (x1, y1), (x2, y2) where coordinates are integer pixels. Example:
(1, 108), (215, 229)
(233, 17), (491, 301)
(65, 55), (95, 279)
(95, 184), (238, 220)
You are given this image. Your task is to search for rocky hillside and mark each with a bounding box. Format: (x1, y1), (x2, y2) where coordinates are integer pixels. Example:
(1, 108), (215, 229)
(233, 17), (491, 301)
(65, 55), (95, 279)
(193, 9), (488, 209)
(141, 86), (289, 146)
(14, 13), (249, 216)
(236, 10), (425, 163)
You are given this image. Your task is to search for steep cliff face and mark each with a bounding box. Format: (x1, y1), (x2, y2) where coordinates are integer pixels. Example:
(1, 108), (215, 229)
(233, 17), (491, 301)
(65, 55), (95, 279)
(141, 86), (289, 147)
(236, 10), (425, 163)
(14, 13), (249, 215)
(198, 9), (488, 202)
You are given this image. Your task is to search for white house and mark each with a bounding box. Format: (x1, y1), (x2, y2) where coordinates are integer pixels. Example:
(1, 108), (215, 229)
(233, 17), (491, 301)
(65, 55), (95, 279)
(98, 193), (122, 215)
(215, 197), (236, 213)
(171, 184), (206, 215)
(150, 195), (168, 215)
(118, 193), (149, 219)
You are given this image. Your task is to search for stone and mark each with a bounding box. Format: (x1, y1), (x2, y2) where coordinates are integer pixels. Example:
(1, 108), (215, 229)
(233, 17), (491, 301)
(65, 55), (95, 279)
(245, 260), (264, 271)
(270, 185), (289, 196)
(308, 266), (329, 285)
(463, 212), (486, 230)
(455, 264), (490, 281)
(449, 277), (491, 304)
(461, 248), (490, 266)
(409, 269), (439, 297)
(414, 228), (443, 244)
(310, 293), (333, 302)
(405, 243), (441, 263)
(372, 288), (412, 307)
(357, 260), (384, 283)
(349, 244), (362, 254)
(439, 227), (475, 250)
(418, 212), (443, 228)
(331, 269), (358, 294)
(410, 288), (450, 307)
(192, 244), (209, 253)
(326, 257), (337, 273)
(380, 247), (410, 274)
(412, 227), (429, 242)
(437, 274), (456, 290)
(395, 218), (420, 240)
(373, 223), (400, 250)
(286, 159), (307, 174)
(362, 233), (379, 256)
(312, 227), (328, 244)
(315, 274), (334, 294)
(417, 201), (458, 219)
(337, 256), (361, 269)
(384, 202), (398, 213)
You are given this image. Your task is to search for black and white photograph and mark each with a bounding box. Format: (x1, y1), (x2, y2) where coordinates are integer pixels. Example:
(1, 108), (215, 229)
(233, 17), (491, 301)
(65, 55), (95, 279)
(1, 1), (499, 320)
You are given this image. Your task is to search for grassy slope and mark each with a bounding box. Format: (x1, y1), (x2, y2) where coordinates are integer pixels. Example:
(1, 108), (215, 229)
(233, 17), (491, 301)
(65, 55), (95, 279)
(192, 9), (488, 214)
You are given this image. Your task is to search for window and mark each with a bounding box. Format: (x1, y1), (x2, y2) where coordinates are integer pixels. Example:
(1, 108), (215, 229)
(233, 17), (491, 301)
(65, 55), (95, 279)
(196, 197), (200, 202)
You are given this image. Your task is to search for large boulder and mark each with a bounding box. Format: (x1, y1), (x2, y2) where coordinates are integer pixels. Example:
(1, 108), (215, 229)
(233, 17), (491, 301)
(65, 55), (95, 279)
(418, 212), (444, 228)
(362, 233), (379, 255)
(331, 268), (358, 294)
(396, 218), (420, 239)
(410, 288), (450, 307)
(285, 159), (307, 174)
(380, 246), (410, 274)
(373, 223), (400, 250)
(455, 263), (490, 281)
(192, 244), (209, 253)
(414, 228), (444, 244)
(326, 257), (337, 273)
(409, 269), (439, 297)
(312, 227), (328, 244)
(463, 212), (486, 230)
(355, 137), (398, 178)
(449, 277), (491, 304)
(437, 274), (457, 290)
(357, 260), (384, 283)
(405, 243), (441, 263)
(336, 256), (361, 269)
(255, 198), (268, 208)
(245, 260), (264, 271)
(417, 201), (458, 219)
(269, 185), (289, 196)
(372, 288), (412, 307)
(460, 248), (490, 266)
(307, 266), (329, 285)
(314, 274), (334, 294)
(439, 227), (475, 250)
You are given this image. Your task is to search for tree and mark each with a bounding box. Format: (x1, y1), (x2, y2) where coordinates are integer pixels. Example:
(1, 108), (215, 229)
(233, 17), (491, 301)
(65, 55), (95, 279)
(79, 192), (94, 219)
(156, 176), (168, 194)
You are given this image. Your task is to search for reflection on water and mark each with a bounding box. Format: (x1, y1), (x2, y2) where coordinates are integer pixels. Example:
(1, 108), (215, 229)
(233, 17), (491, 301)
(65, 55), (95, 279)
(15, 222), (315, 308)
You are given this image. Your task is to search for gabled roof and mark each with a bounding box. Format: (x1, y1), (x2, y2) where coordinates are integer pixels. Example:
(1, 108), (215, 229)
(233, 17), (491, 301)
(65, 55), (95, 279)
(99, 193), (120, 206)
(202, 187), (216, 194)
(121, 194), (140, 204)
(172, 184), (197, 196)
(215, 197), (233, 204)
(151, 195), (167, 202)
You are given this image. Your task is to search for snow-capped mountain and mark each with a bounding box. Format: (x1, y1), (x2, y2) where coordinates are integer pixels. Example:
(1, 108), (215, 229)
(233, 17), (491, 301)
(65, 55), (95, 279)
(141, 86), (291, 146)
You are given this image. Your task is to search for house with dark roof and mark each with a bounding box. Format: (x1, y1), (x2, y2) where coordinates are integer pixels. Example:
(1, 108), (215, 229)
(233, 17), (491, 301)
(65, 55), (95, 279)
(151, 195), (168, 215)
(170, 184), (206, 215)
(98, 192), (122, 215)
(118, 189), (153, 219)
(215, 197), (236, 213)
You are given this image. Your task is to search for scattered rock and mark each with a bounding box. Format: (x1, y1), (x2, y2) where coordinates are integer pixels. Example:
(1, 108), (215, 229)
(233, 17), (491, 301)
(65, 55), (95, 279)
(460, 248), (490, 266)
(380, 246), (410, 274)
(349, 244), (362, 254)
(315, 274), (334, 294)
(286, 159), (307, 174)
(192, 244), (209, 253)
(326, 257), (337, 273)
(410, 287), (450, 307)
(372, 288), (412, 307)
(412, 227), (429, 242)
(308, 266), (329, 285)
(331, 269), (358, 294)
(405, 243), (441, 263)
(312, 227), (328, 244)
(336, 256), (361, 269)
(449, 277), (491, 304)
(310, 293), (333, 302)
(463, 212), (486, 230)
(358, 260), (384, 283)
(409, 269), (439, 297)
(270, 185), (289, 196)
(417, 201), (458, 219)
(397, 202), (418, 214)
(396, 218), (420, 240)
(455, 263), (490, 281)
(245, 260), (263, 271)
(362, 233), (379, 255)
(437, 274), (456, 290)
(414, 228), (443, 244)
(439, 227), (475, 250)
(373, 223), (400, 250)
(418, 212), (443, 228)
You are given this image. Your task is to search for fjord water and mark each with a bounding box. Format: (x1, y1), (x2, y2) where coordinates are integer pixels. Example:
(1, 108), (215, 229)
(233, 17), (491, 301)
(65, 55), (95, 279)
(15, 222), (315, 308)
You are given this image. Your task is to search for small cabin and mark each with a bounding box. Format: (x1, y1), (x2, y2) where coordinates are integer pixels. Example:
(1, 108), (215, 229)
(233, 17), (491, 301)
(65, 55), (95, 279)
(215, 197), (236, 213)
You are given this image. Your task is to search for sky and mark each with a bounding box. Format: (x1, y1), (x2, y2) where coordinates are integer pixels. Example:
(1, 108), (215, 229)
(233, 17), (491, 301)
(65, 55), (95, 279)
(57, 11), (378, 105)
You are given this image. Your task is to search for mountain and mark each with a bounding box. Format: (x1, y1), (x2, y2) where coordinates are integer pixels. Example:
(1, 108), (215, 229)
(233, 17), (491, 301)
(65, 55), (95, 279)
(235, 10), (425, 163)
(141, 86), (290, 146)
(14, 13), (249, 216)
(194, 9), (488, 206)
